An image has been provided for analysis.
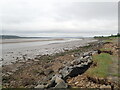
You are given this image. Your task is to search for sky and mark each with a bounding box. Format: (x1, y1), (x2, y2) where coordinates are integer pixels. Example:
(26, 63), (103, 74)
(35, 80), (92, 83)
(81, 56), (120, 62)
(0, 0), (118, 37)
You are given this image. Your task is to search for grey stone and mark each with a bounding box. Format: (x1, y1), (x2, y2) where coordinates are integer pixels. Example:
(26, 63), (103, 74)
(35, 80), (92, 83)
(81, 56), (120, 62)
(54, 77), (68, 88)
(83, 51), (92, 57)
(87, 59), (92, 64)
(44, 69), (54, 75)
(73, 64), (84, 68)
(83, 62), (88, 66)
(100, 85), (111, 88)
(92, 51), (98, 55)
(35, 84), (47, 88)
(47, 79), (56, 88)
(70, 60), (80, 65)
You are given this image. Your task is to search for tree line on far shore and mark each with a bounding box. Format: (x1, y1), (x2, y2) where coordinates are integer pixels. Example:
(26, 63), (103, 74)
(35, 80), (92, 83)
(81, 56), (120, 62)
(94, 33), (120, 38)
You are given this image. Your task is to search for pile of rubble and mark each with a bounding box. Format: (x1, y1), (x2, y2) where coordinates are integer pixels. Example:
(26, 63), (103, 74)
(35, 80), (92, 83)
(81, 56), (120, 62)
(35, 51), (98, 89)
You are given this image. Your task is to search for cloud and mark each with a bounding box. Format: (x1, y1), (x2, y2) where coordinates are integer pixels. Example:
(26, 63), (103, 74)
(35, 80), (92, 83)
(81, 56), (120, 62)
(0, 0), (118, 36)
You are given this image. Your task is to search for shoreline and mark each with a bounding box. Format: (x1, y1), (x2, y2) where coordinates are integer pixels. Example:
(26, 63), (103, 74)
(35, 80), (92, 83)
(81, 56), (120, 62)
(2, 38), (102, 88)
(2, 37), (119, 88)
(2, 38), (97, 65)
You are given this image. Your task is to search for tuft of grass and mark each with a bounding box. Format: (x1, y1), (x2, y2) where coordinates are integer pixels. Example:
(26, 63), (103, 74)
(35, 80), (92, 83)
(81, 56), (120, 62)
(110, 73), (120, 77)
(0, 85), (2, 89)
(103, 39), (113, 43)
(86, 53), (113, 78)
(103, 37), (118, 43)
(100, 48), (112, 51)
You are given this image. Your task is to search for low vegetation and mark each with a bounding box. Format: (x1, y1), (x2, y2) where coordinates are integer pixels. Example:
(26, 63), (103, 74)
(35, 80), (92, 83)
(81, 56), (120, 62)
(86, 36), (119, 80)
(94, 33), (120, 39)
(86, 53), (113, 78)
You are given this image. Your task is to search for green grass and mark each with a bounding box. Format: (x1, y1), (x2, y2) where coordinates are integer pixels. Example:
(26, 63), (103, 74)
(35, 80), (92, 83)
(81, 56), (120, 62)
(0, 85), (2, 89)
(86, 53), (113, 78)
(100, 48), (112, 51)
(103, 37), (118, 43)
(103, 39), (113, 43)
(110, 73), (120, 77)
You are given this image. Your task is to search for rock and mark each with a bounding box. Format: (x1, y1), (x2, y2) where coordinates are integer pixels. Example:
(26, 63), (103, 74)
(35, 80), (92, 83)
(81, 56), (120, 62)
(35, 84), (48, 88)
(60, 56), (92, 78)
(98, 78), (107, 85)
(100, 85), (111, 88)
(6, 72), (13, 75)
(92, 51), (98, 55)
(75, 81), (79, 85)
(44, 64), (52, 69)
(34, 59), (40, 62)
(44, 69), (54, 75)
(83, 62), (88, 66)
(71, 54), (74, 57)
(51, 74), (62, 81)
(73, 53), (80, 57)
(47, 73), (63, 88)
(83, 56), (91, 60)
(87, 59), (92, 64)
(38, 70), (45, 75)
(54, 77), (68, 88)
(70, 57), (86, 66)
(73, 64), (84, 68)
(47, 73), (68, 88)
(70, 59), (81, 65)
(83, 51), (92, 58)
(59, 66), (71, 78)
(47, 79), (56, 88)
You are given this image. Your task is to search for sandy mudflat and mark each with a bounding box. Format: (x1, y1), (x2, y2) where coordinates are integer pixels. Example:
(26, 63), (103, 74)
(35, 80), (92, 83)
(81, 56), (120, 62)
(0, 38), (64, 44)
(1, 38), (97, 65)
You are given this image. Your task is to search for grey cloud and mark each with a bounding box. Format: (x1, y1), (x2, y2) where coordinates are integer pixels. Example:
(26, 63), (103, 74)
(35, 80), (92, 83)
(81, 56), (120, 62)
(1, 1), (118, 37)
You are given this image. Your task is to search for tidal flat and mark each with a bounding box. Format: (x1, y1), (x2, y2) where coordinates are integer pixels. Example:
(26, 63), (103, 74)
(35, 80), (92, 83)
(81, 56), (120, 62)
(1, 38), (96, 65)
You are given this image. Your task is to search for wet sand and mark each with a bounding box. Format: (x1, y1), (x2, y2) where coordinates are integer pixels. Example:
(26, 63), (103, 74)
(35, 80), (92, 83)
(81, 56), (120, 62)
(0, 38), (64, 44)
(1, 38), (97, 65)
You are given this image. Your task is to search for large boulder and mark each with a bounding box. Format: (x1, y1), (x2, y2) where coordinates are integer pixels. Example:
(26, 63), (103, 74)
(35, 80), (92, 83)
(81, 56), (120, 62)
(47, 74), (68, 88)
(47, 74), (63, 88)
(59, 54), (93, 78)
(59, 66), (72, 78)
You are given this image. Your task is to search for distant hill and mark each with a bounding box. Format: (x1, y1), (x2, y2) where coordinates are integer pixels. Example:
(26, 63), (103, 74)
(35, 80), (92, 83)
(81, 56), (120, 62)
(0, 35), (21, 39)
(0, 35), (84, 39)
(0, 35), (51, 39)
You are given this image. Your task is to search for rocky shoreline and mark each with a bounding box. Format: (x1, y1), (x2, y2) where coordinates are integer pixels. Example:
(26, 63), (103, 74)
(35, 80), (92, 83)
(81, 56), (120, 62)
(2, 39), (119, 89)
(35, 50), (96, 89)
(2, 38), (96, 65)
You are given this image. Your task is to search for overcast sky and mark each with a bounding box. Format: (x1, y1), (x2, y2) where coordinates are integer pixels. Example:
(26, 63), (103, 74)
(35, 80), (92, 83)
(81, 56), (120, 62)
(0, 0), (118, 37)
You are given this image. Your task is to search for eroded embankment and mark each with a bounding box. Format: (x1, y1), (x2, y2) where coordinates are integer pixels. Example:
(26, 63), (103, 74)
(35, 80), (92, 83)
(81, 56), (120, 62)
(67, 40), (119, 89)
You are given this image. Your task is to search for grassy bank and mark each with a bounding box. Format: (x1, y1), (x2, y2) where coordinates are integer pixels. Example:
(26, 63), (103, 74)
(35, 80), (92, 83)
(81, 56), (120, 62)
(86, 37), (119, 79)
(86, 53), (113, 78)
